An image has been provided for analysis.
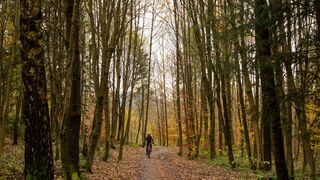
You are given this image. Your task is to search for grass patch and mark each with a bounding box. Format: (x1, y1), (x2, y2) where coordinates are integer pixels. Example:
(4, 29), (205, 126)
(254, 170), (276, 179)
(127, 142), (143, 148)
(207, 151), (252, 171)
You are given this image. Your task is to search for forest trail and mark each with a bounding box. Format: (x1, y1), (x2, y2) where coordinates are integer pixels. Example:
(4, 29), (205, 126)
(85, 146), (255, 180)
(139, 147), (180, 179)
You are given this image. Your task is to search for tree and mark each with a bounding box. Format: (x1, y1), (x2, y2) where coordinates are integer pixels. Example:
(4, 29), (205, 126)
(254, 0), (289, 178)
(0, 1), (15, 156)
(13, 89), (22, 145)
(143, 0), (156, 145)
(86, 0), (130, 168)
(60, 0), (81, 178)
(173, 0), (183, 156)
(20, 0), (54, 178)
(118, 0), (135, 160)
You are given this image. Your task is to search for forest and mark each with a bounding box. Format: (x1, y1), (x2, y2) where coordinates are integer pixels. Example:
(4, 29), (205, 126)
(0, 0), (319, 179)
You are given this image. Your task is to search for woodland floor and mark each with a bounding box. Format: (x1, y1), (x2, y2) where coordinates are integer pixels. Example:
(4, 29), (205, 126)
(0, 141), (255, 179)
(81, 146), (255, 180)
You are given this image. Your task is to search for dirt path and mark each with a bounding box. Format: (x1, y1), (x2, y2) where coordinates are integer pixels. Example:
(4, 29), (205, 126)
(84, 146), (255, 180)
(139, 147), (180, 179)
(138, 147), (254, 180)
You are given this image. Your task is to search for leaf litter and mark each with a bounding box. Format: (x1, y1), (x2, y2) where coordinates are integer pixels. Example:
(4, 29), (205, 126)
(84, 146), (255, 179)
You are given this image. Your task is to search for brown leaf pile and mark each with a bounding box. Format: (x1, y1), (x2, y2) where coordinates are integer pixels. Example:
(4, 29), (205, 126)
(155, 148), (255, 179)
(85, 147), (144, 180)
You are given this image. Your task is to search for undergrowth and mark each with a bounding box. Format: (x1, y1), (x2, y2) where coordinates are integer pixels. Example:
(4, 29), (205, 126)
(0, 143), (24, 179)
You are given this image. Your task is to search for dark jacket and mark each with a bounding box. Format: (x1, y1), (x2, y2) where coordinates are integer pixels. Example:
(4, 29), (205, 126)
(145, 135), (154, 144)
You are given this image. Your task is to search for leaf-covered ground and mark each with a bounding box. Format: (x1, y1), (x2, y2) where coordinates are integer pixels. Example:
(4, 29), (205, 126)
(83, 146), (255, 179)
(1, 141), (255, 179)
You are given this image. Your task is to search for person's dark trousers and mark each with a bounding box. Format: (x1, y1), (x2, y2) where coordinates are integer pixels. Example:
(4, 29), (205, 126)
(146, 143), (152, 153)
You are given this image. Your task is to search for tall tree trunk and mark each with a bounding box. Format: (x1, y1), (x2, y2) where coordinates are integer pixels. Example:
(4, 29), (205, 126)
(124, 72), (136, 144)
(0, 3), (17, 155)
(143, 0), (156, 144)
(181, 20), (192, 156)
(224, 0), (256, 168)
(0, 26), (4, 155)
(48, 7), (62, 160)
(236, 59), (254, 169)
(156, 94), (162, 145)
(87, 39), (116, 168)
(125, 1), (140, 144)
(0, 1), (20, 149)
(316, 0), (320, 43)
(136, 85), (144, 144)
(254, 0), (288, 178)
(271, 19), (294, 177)
(160, 88), (166, 146)
(162, 58), (169, 147)
(0, 65), (13, 154)
(277, 1), (294, 176)
(82, 104), (89, 158)
(298, 62), (317, 179)
(13, 89), (22, 145)
(103, 87), (111, 161)
(204, 0), (217, 159)
(20, 0), (54, 178)
(189, 0), (216, 159)
(185, 57), (196, 158)
(60, 0), (81, 178)
(118, 2), (134, 159)
(111, 45), (122, 146)
(86, 95), (104, 170)
(233, 0), (262, 165)
(106, 0), (128, 149)
(173, 0), (183, 156)
(196, 80), (207, 157)
(182, 62), (192, 157)
(50, 0), (64, 161)
(254, 0), (271, 171)
(238, 30), (262, 168)
(220, 68), (235, 169)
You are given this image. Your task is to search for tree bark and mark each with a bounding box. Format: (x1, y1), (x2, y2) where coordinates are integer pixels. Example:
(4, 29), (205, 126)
(13, 89), (22, 145)
(188, 0), (216, 159)
(20, 0), (54, 178)
(136, 85), (144, 144)
(162, 58), (169, 147)
(173, 0), (183, 156)
(315, 0), (320, 43)
(118, 1), (134, 159)
(254, 0), (289, 178)
(124, 72), (136, 144)
(143, 0), (156, 144)
(60, 0), (81, 178)
(220, 64), (235, 169)
(236, 59), (254, 169)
